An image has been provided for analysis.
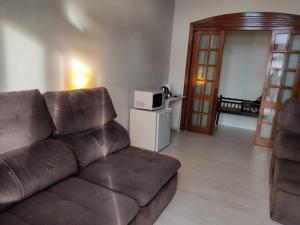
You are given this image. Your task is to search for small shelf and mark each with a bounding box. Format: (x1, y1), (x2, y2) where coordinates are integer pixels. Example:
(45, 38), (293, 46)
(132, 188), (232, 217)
(166, 96), (186, 103)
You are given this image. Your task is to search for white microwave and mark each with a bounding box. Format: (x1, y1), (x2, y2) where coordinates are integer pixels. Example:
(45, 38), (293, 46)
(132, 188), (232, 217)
(134, 90), (165, 111)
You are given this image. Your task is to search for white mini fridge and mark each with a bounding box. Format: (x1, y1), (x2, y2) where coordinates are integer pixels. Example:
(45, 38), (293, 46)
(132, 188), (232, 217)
(130, 108), (171, 152)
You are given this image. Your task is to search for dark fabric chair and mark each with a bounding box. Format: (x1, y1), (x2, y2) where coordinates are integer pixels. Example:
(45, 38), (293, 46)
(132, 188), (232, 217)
(270, 99), (300, 225)
(0, 87), (181, 225)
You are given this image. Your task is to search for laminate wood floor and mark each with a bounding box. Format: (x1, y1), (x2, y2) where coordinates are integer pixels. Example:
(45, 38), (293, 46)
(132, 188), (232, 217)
(155, 126), (281, 225)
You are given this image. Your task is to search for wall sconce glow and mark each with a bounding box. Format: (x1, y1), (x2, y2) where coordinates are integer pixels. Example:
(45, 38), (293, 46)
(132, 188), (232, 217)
(72, 74), (89, 89)
(70, 59), (91, 89)
(196, 77), (206, 86)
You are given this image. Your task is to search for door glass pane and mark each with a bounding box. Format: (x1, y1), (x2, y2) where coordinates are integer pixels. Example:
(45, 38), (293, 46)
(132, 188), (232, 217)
(193, 99), (200, 112)
(266, 87), (279, 102)
(203, 100), (210, 113)
(208, 51), (218, 65)
(195, 83), (204, 94)
(198, 51), (207, 64)
(202, 115), (208, 127)
(290, 35), (300, 51)
(287, 54), (300, 69)
(280, 89), (292, 103)
(192, 113), (199, 125)
(210, 35), (220, 49)
(270, 70), (282, 86)
(271, 53), (285, 68)
(284, 71), (296, 87)
(197, 66), (205, 79)
(205, 82), (212, 96)
(263, 108), (275, 123)
(207, 67), (215, 80)
(200, 35), (209, 49)
(260, 123), (272, 139)
(274, 34), (289, 50)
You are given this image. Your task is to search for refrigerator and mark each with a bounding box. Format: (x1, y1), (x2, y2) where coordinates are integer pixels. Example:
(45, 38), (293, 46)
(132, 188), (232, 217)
(130, 108), (171, 152)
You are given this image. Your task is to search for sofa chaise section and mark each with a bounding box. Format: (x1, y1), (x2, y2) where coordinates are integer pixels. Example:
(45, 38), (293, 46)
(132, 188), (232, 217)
(44, 87), (181, 225)
(79, 147), (180, 206)
(80, 147), (180, 225)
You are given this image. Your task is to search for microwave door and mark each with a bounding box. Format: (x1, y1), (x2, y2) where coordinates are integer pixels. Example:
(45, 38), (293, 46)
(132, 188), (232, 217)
(152, 93), (163, 109)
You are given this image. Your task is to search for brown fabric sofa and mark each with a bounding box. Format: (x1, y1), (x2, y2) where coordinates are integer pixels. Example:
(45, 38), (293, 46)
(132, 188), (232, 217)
(0, 87), (181, 225)
(270, 99), (300, 225)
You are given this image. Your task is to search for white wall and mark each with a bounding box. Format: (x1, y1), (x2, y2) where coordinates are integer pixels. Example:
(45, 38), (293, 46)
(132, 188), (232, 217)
(218, 31), (271, 130)
(168, 0), (300, 129)
(0, 0), (175, 129)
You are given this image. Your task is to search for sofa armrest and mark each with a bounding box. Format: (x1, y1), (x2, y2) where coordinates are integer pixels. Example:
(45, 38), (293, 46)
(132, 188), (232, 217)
(274, 131), (300, 162)
(278, 180), (300, 197)
(278, 99), (300, 134)
(273, 158), (300, 197)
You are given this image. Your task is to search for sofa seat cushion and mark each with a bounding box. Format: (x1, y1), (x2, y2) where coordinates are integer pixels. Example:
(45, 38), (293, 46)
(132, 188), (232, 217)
(0, 159), (22, 212)
(274, 158), (300, 196)
(79, 147), (181, 206)
(275, 131), (300, 162)
(0, 177), (139, 225)
(0, 139), (77, 201)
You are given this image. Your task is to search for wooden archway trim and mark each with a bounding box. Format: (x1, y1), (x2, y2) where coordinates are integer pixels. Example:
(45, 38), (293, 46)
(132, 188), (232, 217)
(192, 12), (300, 30)
(180, 12), (300, 130)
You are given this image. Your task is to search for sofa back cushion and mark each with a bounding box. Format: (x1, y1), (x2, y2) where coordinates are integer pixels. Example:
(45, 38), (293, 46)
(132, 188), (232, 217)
(0, 90), (54, 154)
(0, 139), (77, 212)
(43, 87), (117, 136)
(61, 121), (130, 168)
(278, 99), (300, 134)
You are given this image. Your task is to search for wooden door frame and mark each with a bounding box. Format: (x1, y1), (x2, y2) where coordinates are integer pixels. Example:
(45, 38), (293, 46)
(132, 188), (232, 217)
(186, 30), (225, 135)
(255, 30), (300, 146)
(181, 12), (300, 130)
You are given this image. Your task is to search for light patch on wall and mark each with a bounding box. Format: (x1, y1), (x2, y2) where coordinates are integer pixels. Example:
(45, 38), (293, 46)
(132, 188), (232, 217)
(63, 0), (102, 33)
(2, 22), (45, 91)
(64, 0), (85, 32)
(58, 55), (66, 90)
(69, 58), (93, 89)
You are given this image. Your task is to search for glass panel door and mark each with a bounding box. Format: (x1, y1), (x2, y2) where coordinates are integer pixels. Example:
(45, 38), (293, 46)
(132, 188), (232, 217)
(255, 31), (300, 146)
(187, 30), (225, 134)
